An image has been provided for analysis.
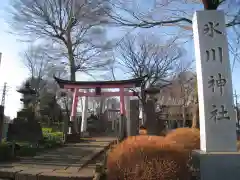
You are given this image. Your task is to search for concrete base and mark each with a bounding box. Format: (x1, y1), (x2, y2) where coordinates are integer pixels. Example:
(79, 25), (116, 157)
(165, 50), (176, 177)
(192, 150), (240, 180)
(65, 133), (81, 143)
(81, 131), (90, 137)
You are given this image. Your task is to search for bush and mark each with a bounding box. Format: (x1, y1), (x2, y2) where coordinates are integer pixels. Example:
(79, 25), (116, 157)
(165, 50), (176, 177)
(164, 128), (202, 179)
(0, 128), (64, 161)
(16, 145), (38, 157)
(43, 132), (63, 141)
(165, 128), (200, 150)
(42, 127), (63, 142)
(107, 135), (191, 180)
(42, 127), (53, 133)
(0, 142), (39, 159)
(0, 142), (12, 161)
(42, 128), (64, 148)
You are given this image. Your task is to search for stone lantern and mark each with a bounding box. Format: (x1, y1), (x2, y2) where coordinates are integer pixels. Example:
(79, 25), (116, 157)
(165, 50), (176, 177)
(17, 81), (36, 109)
(6, 81), (43, 144)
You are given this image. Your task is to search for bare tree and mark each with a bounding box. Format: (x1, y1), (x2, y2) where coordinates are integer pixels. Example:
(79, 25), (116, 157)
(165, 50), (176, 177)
(176, 71), (196, 126)
(22, 45), (67, 94)
(8, 0), (112, 81)
(21, 44), (70, 122)
(107, 0), (240, 65)
(108, 0), (240, 29)
(22, 45), (50, 96)
(117, 34), (182, 118)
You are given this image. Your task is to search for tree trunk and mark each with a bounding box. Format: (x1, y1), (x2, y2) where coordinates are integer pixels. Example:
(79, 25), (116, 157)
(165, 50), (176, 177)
(68, 50), (76, 81)
(192, 103), (199, 128)
(66, 30), (78, 134)
(140, 89), (147, 126)
(70, 65), (76, 81)
(66, 26), (76, 81)
(182, 106), (186, 127)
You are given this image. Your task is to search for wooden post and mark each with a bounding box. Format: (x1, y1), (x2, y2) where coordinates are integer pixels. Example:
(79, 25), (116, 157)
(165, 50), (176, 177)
(119, 88), (125, 115)
(0, 106), (4, 142)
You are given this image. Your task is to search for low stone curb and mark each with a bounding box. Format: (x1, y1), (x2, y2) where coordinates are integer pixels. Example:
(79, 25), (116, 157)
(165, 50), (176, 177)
(78, 140), (116, 170)
(0, 139), (117, 180)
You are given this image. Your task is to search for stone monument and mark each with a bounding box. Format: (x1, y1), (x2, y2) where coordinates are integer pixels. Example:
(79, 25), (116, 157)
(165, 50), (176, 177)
(192, 10), (240, 180)
(127, 99), (139, 136)
(7, 81), (43, 143)
(144, 100), (158, 135)
(194, 11), (236, 152)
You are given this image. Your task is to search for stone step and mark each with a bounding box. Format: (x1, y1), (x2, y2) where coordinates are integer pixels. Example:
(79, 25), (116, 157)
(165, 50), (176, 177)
(0, 137), (116, 180)
(66, 134), (82, 143)
(37, 168), (95, 180)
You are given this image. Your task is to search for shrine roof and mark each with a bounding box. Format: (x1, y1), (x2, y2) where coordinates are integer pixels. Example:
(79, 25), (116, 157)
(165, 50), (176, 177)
(54, 76), (145, 88)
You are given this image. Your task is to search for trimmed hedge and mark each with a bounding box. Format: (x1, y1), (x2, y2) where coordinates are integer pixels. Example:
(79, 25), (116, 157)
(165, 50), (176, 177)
(108, 128), (239, 179)
(42, 128), (63, 145)
(165, 128), (200, 150)
(41, 128), (64, 149)
(107, 135), (191, 180)
(0, 142), (12, 161)
(0, 128), (64, 161)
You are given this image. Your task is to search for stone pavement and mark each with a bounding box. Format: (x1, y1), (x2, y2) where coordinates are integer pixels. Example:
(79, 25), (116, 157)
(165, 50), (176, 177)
(0, 137), (117, 180)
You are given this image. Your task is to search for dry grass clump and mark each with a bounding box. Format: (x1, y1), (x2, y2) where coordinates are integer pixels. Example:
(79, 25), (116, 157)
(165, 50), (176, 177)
(139, 125), (147, 135)
(165, 128), (200, 150)
(165, 128), (240, 151)
(139, 129), (147, 135)
(107, 135), (191, 180)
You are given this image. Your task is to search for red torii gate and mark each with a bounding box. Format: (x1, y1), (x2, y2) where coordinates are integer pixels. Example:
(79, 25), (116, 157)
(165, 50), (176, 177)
(54, 76), (145, 134)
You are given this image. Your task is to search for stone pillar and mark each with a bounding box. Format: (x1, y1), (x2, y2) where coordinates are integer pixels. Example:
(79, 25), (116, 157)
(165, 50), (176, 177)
(119, 114), (126, 141)
(125, 95), (130, 135)
(157, 118), (165, 135)
(111, 112), (117, 131)
(193, 10), (236, 152)
(118, 88), (127, 140)
(63, 115), (69, 142)
(112, 117), (114, 131)
(191, 10), (240, 180)
(127, 99), (139, 136)
(145, 100), (158, 135)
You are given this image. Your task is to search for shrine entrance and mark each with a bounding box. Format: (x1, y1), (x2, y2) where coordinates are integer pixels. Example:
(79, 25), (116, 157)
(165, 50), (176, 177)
(54, 76), (145, 138)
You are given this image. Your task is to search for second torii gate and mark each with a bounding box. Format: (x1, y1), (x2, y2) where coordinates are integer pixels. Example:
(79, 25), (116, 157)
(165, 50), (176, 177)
(54, 76), (145, 135)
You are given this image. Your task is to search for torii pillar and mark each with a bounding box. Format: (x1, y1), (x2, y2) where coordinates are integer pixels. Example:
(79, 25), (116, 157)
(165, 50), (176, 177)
(81, 90), (88, 133)
(70, 88), (79, 134)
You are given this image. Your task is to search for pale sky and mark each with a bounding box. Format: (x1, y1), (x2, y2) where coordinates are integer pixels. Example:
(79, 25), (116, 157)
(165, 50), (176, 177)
(0, 1), (29, 118)
(1, 1), (240, 119)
